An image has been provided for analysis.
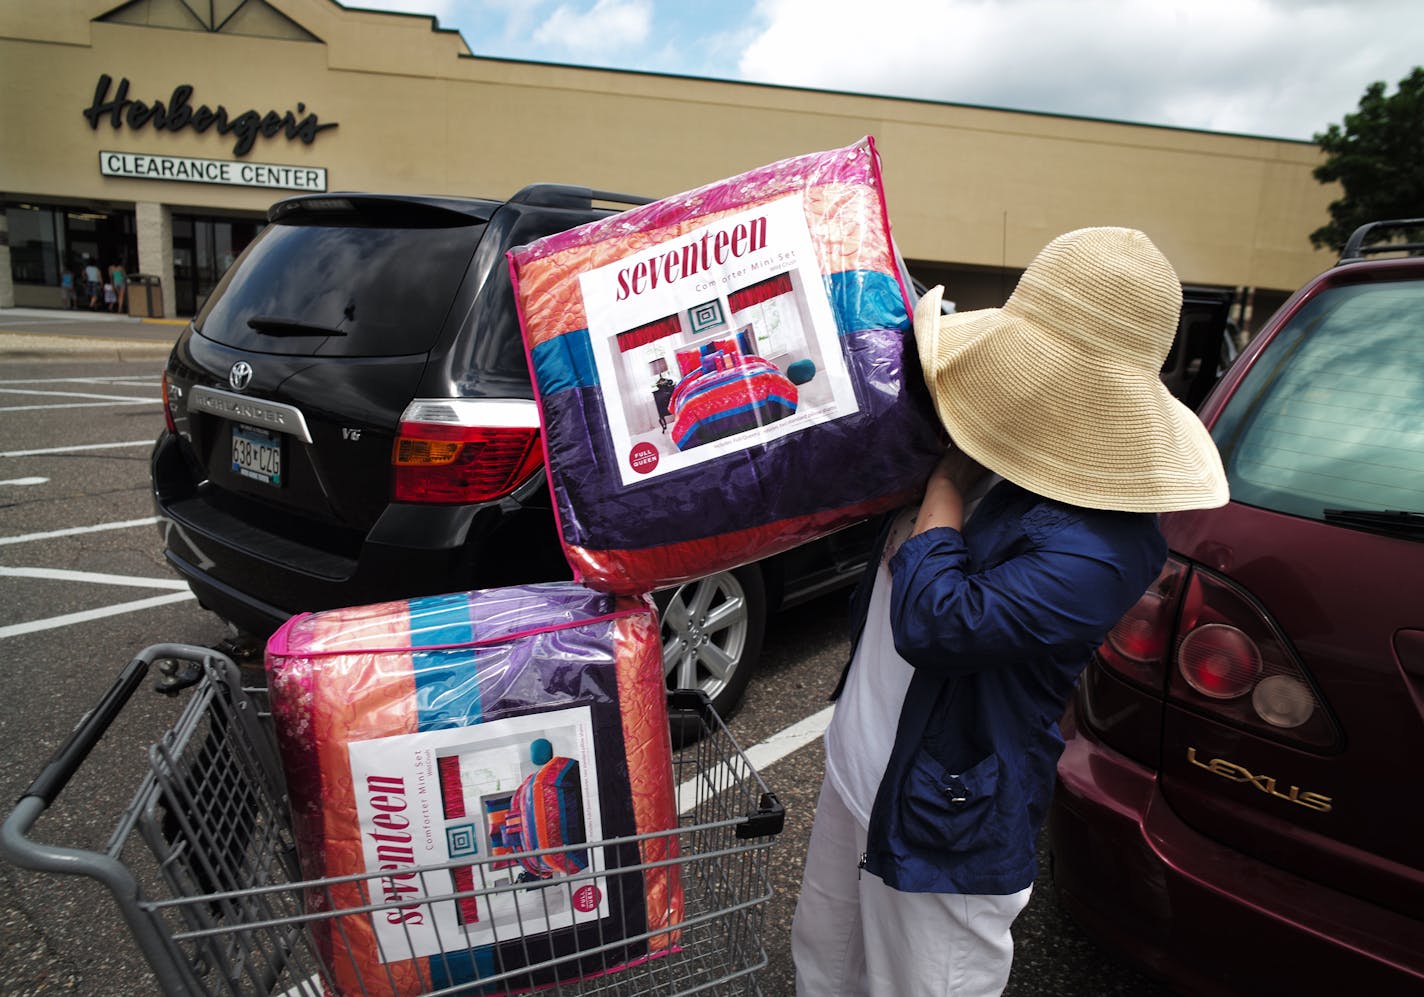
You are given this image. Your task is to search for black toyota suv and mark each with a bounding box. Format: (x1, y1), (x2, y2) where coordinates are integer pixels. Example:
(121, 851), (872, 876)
(152, 187), (1237, 721)
(151, 185), (878, 721)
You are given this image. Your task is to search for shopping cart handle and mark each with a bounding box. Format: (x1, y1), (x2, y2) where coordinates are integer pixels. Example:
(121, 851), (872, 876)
(17, 644), (216, 807)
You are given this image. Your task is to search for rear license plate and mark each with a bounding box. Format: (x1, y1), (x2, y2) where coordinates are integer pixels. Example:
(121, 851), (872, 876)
(231, 424), (282, 486)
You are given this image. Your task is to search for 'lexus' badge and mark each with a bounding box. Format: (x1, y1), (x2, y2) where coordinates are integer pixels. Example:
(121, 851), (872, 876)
(229, 361), (253, 391)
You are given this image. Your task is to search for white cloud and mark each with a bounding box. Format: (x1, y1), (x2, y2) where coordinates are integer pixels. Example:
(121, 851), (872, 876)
(344, 0), (1424, 138)
(475, 0), (556, 46)
(531, 0), (653, 57)
(737, 0), (1424, 139)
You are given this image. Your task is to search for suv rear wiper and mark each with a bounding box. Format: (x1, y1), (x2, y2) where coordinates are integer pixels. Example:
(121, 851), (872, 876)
(246, 315), (347, 337)
(1322, 508), (1424, 538)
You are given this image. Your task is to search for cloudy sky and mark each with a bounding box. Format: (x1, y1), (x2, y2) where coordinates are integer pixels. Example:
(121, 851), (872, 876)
(351, 0), (1422, 141)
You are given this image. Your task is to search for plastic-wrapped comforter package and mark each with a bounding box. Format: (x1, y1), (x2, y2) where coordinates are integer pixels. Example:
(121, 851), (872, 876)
(266, 582), (681, 995)
(508, 135), (943, 594)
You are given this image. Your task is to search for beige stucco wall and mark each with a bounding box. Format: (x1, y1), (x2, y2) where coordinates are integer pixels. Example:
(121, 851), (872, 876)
(0, 0), (1338, 295)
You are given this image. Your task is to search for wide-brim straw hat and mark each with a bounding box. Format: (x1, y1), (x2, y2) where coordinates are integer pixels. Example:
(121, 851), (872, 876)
(914, 227), (1229, 513)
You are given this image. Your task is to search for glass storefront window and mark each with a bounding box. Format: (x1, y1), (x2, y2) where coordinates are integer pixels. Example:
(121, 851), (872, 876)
(4, 202), (134, 293)
(7, 205), (60, 285)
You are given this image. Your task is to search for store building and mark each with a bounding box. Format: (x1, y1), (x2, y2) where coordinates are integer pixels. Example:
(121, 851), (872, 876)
(2, 0), (1335, 326)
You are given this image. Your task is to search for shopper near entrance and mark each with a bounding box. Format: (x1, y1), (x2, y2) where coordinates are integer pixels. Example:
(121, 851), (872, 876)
(108, 260), (127, 313)
(82, 258), (102, 310)
(59, 266), (75, 309)
(792, 227), (1230, 996)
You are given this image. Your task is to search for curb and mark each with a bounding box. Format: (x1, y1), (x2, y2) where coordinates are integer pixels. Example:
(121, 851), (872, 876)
(0, 331), (174, 361)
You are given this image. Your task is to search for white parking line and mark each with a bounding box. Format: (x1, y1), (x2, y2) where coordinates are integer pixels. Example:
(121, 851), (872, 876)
(0, 591), (195, 640)
(1, 440), (151, 457)
(744, 705), (836, 768)
(677, 704), (833, 815)
(0, 516), (158, 546)
(0, 477), (48, 486)
(0, 566), (188, 589)
(0, 376), (161, 385)
(1, 400), (158, 413)
(0, 387), (156, 401)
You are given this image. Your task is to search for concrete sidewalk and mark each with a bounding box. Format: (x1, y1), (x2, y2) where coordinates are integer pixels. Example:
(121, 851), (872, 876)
(0, 306), (184, 360)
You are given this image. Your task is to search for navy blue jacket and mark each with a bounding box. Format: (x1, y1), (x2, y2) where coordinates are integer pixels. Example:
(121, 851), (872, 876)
(834, 480), (1166, 894)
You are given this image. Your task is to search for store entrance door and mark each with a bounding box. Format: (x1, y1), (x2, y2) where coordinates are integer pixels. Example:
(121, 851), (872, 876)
(173, 214), (263, 317)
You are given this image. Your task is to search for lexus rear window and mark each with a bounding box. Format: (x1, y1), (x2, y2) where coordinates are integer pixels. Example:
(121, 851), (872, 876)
(194, 214), (484, 357)
(1212, 277), (1424, 521)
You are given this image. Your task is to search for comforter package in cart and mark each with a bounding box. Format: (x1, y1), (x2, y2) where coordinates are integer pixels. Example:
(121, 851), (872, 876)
(265, 582), (681, 995)
(507, 136), (943, 594)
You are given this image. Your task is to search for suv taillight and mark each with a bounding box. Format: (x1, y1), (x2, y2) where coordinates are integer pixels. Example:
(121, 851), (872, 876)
(391, 399), (544, 504)
(1091, 555), (1338, 751)
(161, 371), (177, 434)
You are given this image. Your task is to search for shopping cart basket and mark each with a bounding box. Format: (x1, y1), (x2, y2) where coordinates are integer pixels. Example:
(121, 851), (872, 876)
(1, 644), (785, 996)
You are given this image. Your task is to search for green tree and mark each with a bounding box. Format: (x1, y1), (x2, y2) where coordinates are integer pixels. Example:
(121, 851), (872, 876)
(1311, 67), (1424, 251)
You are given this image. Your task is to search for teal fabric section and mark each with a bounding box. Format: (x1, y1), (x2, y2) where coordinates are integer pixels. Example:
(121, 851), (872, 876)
(531, 330), (599, 394)
(825, 270), (908, 333)
(427, 947), (498, 992)
(410, 592), (482, 731)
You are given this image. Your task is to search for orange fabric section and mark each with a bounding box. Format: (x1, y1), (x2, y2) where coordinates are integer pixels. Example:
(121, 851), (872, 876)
(514, 181), (893, 350)
(306, 603), (422, 997)
(614, 602), (684, 952)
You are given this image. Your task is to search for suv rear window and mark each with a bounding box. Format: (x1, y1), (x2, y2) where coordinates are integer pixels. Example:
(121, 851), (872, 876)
(194, 210), (484, 357)
(1212, 277), (1424, 521)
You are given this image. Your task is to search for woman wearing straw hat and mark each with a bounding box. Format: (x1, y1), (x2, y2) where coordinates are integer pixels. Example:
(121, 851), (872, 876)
(792, 227), (1228, 995)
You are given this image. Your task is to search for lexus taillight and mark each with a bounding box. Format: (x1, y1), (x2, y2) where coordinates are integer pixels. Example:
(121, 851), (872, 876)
(1098, 556), (1189, 689)
(161, 370), (177, 434)
(1170, 568), (1337, 748)
(391, 399), (543, 504)
(1091, 555), (1338, 750)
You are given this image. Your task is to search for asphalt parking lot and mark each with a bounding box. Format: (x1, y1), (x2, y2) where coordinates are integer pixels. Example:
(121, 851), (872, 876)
(0, 308), (1170, 996)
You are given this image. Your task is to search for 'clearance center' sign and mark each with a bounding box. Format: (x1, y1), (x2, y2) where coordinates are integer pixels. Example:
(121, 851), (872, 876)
(99, 151), (327, 192)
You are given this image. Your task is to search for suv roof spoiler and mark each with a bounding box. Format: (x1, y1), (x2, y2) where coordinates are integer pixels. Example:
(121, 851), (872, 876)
(1338, 218), (1424, 264)
(267, 193), (501, 223)
(509, 184), (655, 210)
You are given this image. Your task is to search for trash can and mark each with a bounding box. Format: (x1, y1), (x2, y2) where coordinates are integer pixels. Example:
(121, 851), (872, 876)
(127, 274), (163, 319)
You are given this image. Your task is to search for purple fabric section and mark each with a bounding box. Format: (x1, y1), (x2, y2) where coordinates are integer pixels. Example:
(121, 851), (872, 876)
(547, 328), (943, 551)
(463, 584), (614, 643)
(423, 584), (638, 733)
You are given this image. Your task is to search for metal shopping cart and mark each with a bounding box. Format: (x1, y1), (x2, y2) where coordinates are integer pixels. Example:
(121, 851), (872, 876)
(1, 645), (784, 996)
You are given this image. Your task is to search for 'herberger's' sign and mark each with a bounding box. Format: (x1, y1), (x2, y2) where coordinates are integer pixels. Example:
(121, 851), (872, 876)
(82, 74), (338, 157)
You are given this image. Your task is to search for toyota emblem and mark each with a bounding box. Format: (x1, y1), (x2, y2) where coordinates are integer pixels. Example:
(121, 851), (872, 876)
(229, 361), (253, 391)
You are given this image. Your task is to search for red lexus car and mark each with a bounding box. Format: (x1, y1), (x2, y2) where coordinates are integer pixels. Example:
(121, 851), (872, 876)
(1048, 219), (1424, 996)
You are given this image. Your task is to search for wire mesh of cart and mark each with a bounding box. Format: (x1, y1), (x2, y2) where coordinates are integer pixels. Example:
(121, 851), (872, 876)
(1, 644), (786, 996)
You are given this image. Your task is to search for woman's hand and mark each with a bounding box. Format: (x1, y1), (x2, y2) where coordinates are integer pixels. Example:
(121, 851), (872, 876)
(912, 446), (989, 536)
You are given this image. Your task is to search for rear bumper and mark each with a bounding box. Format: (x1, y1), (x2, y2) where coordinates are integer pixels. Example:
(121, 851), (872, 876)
(1049, 705), (1424, 997)
(155, 513), (483, 637)
(163, 549), (294, 636)
(151, 432), (568, 636)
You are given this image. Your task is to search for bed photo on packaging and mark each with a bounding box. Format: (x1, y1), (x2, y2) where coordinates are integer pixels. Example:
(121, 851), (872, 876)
(264, 582), (681, 995)
(508, 135), (944, 594)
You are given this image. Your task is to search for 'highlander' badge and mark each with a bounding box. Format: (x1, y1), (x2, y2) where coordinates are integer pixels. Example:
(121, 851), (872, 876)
(229, 361), (253, 391)
(189, 385), (313, 442)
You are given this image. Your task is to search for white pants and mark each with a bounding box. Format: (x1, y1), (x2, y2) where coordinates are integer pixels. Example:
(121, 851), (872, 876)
(791, 777), (1031, 997)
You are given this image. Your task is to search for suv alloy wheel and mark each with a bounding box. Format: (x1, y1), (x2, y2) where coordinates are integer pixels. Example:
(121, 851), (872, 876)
(656, 564), (767, 743)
